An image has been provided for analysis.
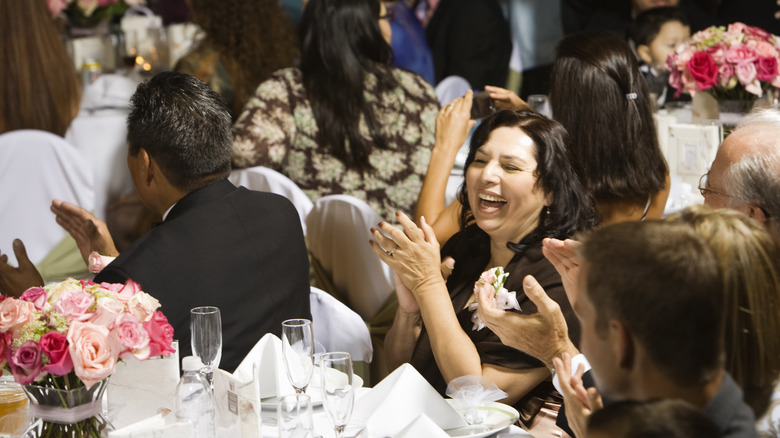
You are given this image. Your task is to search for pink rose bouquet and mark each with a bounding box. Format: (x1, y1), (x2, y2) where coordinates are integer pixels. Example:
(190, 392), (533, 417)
(0, 278), (174, 436)
(47, 0), (146, 28)
(667, 22), (780, 100)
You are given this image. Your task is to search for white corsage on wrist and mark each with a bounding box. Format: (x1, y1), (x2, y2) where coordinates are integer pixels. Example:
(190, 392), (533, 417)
(468, 266), (521, 331)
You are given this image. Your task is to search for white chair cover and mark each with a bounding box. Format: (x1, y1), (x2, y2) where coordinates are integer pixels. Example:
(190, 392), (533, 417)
(228, 166), (313, 235)
(0, 130), (95, 265)
(306, 195), (394, 321)
(310, 286), (373, 363)
(66, 74), (137, 221)
(435, 75), (472, 106)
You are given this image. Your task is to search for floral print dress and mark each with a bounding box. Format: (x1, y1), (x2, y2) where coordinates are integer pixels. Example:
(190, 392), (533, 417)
(231, 67), (439, 219)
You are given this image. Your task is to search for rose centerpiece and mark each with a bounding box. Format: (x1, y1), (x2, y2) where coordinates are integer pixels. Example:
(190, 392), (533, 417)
(0, 278), (175, 437)
(666, 22), (780, 116)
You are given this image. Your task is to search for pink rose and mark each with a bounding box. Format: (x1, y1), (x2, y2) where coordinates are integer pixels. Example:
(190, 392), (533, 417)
(755, 57), (778, 82)
(68, 321), (121, 389)
(55, 288), (95, 320)
(479, 270), (497, 286)
(90, 296), (125, 327)
(718, 63), (735, 87)
(752, 41), (778, 58)
(0, 299), (36, 333)
(97, 0), (117, 5)
(143, 311), (175, 357)
(727, 22), (748, 36)
(0, 332), (11, 369)
(103, 279), (142, 302)
(744, 24), (772, 41)
(20, 288), (47, 310)
(40, 331), (73, 376)
(726, 44), (758, 65)
(9, 341), (43, 385)
(706, 43), (727, 65)
(44, 278), (83, 305)
(686, 52), (718, 90)
(113, 313), (150, 360)
(46, 0), (69, 18)
(127, 292), (160, 322)
(736, 61), (758, 85)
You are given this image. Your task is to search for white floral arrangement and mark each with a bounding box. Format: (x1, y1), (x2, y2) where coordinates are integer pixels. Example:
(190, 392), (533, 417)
(468, 267), (520, 331)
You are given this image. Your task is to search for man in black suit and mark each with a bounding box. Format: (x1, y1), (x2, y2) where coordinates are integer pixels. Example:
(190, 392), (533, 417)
(0, 72), (311, 372)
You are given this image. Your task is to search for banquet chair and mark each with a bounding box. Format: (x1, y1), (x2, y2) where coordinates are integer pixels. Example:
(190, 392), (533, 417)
(310, 286), (372, 380)
(435, 75), (472, 106)
(66, 74), (137, 221)
(305, 195), (395, 321)
(229, 166), (313, 235)
(0, 130), (95, 276)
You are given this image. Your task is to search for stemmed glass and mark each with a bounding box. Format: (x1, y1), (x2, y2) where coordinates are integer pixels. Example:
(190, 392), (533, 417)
(320, 352), (354, 438)
(282, 319), (315, 394)
(190, 306), (222, 386)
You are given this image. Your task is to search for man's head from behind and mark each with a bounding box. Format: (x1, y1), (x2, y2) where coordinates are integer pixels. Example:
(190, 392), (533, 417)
(126, 72), (232, 194)
(705, 108), (780, 241)
(575, 221), (723, 400)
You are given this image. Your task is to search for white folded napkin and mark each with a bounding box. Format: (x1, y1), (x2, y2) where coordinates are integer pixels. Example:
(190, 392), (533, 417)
(352, 363), (467, 437)
(106, 341), (180, 429)
(232, 333), (296, 399)
(395, 414), (451, 438)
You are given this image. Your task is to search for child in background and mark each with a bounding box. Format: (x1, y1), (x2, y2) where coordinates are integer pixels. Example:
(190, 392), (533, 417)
(628, 7), (691, 109)
(587, 399), (721, 438)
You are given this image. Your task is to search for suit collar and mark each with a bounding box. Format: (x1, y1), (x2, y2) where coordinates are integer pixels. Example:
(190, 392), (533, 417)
(165, 179), (236, 223)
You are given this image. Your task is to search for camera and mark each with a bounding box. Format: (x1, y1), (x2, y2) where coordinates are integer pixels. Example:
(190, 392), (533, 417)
(470, 91), (495, 120)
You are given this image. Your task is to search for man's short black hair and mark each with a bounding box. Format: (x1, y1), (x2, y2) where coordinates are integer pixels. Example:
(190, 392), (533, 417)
(127, 71), (232, 192)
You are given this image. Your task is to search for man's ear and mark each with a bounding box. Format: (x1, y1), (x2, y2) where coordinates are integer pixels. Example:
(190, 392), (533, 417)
(136, 149), (154, 188)
(637, 44), (653, 65)
(745, 203), (769, 226)
(609, 318), (634, 371)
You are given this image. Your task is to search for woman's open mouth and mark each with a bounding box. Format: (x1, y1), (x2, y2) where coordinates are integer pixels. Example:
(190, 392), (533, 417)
(478, 193), (507, 212)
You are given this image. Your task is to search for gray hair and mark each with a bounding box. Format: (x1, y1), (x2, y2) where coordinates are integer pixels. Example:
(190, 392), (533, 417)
(724, 108), (780, 237)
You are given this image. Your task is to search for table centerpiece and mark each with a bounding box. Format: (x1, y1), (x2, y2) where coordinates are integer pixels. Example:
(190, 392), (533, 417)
(0, 278), (175, 437)
(666, 22), (780, 123)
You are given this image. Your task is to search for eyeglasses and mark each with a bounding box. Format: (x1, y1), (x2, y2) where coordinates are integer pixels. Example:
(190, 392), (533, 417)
(379, 8), (394, 22)
(697, 174), (734, 199)
(698, 174), (772, 218)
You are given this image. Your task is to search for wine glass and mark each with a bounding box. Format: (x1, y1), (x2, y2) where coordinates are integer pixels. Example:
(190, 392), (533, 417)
(190, 306), (222, 386)
(282, 319), (315, 394)
(320, 352), (354, 438)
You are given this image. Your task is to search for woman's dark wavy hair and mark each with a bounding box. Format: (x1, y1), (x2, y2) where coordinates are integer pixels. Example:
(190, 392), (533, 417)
(456, 110), (598, 253)
(188, 0), (298, 117)
(300, 0), (397, 171)
(550, 30), (667, 203)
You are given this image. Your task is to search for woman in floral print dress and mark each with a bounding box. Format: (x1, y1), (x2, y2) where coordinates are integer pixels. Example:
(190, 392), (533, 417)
(231, 0), (440, 219)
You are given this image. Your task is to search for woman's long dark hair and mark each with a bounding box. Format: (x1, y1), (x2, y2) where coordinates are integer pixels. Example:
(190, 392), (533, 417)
(456, 110), (598, 253)
(550, 30), (667, 203)
(300, 0), (397, 171)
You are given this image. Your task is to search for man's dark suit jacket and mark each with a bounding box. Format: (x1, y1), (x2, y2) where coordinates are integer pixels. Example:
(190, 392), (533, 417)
(95, 179), (311, 372)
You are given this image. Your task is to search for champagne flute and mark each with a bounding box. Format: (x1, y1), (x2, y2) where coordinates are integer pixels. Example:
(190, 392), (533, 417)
(190, 306), (222, 386)
(320, 352), (354, 438)
(282, 319), (315, 394)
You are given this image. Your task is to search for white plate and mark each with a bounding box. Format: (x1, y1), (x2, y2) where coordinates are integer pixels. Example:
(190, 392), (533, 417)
(261, 371), (364, 410)
(444, 400), (519, 438)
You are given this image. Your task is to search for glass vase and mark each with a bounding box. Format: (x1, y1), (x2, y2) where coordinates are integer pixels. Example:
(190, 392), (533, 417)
(717, 99), (755, 136)
(23, 378), (113, 438)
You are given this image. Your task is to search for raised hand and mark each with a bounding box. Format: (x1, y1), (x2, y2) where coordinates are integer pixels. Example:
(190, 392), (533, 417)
(542, 238), (582, 307)
(476, 274), (578, 368)
(370, 213), (443, 295)
(0, 239), (44, 297)
(51, 199), (118, 264)
(484, 86), (529, 111)
(553, 352), (604, 438)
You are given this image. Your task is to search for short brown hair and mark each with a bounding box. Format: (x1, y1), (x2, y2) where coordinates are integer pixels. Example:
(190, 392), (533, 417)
(579, 221), (723, 386)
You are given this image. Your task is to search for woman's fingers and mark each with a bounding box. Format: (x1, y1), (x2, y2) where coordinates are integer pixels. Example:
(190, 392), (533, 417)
(370, 225), (400, 254)
(396, 211), (426, 243)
